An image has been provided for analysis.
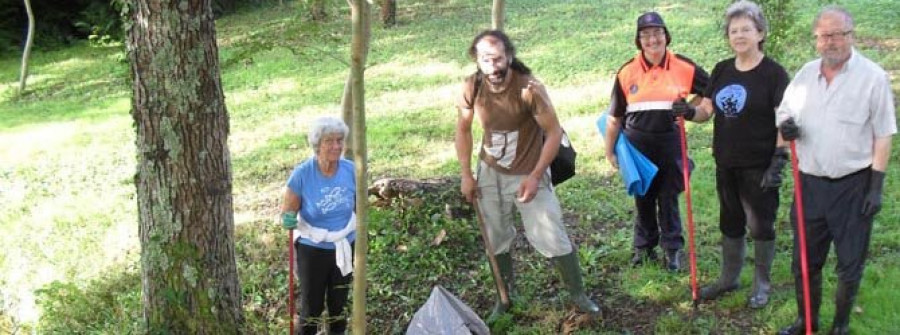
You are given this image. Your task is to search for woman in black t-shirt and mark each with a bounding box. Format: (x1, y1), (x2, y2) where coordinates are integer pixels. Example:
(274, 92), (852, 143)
(687, 0), (790, 309)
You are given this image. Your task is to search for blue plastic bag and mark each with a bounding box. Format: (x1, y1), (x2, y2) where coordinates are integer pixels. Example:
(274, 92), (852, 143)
(597, 113), (659, 196)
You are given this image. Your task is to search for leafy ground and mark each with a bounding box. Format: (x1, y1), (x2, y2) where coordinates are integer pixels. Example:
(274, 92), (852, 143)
(1, 0), (899, 334)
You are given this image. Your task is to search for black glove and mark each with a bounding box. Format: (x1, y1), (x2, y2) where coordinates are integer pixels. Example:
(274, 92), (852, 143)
(672, 98), (697, 121)
(779, 117), (800, 141)
(862, 170), (885, 216)
(760, 147), (789, 189)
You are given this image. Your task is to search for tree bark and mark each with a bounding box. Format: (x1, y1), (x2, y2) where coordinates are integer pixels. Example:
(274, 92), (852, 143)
(492, 0), (504, 31)
(18, 0), (35, 93)
(349, 0), (370, 334)
(128, 0), (243, 333)
(310, 0), (326, 21)
(341, 72), (354, 159)
(342, 0), (371, 160)
(381, 0), (396, 27)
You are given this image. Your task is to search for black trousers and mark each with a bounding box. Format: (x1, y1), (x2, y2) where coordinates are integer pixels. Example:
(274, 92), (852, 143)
(295, 242), (353, 335)
(716, 165), (779, 241)
(790, 169), (873, 284)
(626, 128), (686, 251)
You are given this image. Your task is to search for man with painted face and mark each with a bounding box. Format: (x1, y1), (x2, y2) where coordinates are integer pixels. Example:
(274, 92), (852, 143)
(775, 6), (896, 335)
(455, 30), (600, 323)
(602, 12), (709, 271)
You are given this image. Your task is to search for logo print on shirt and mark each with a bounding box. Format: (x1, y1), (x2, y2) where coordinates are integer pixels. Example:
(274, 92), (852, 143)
(715, 84), (747, 117)
(317, 187), (350, 214)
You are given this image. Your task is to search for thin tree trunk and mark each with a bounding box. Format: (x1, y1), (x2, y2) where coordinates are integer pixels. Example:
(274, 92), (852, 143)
(349, 0), (370, 334)
(341, 73), (353, 159)
(492, 0), (504, 31)
(128, 0), (243, 333)
(310, 0), (326, 21)
(18, 0), (35, 93)
(342, 0), (371, 160)
(381, 0), (396, 27)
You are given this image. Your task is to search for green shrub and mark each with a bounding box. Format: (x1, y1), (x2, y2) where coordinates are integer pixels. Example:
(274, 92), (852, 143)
(36, 269), (143, 334)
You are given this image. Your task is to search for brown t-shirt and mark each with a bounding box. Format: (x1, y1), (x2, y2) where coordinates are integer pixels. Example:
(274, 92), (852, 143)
(457, 70), (554, 174)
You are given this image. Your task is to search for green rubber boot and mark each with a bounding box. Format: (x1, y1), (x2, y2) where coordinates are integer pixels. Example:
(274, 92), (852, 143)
(748, 240), (775, 308)
(485, 253), (514, 324)
(700, 236), (745, 300)
(553, 252), (600, 314)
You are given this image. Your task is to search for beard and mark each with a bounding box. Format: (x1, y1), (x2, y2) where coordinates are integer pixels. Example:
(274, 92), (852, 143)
(819, 47), (850, 67)
(485, 68), (508, 85)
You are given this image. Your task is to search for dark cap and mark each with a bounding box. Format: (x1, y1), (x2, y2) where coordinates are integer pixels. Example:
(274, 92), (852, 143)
(634, 11), (671, 49)
(636, 11), (666, 30)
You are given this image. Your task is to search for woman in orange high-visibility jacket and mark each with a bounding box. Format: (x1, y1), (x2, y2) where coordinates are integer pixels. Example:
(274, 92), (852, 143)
(602, 11), (709, 272)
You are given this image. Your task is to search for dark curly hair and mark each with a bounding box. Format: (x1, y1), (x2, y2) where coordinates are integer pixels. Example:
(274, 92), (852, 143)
(467, 30), (531, 75)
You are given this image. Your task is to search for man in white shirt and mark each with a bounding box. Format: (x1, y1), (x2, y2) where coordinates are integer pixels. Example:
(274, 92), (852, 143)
(775, 6), (896, 335)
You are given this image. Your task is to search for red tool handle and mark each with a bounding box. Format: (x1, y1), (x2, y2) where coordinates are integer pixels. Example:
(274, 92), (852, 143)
(289, 230), (295, 335)
(789, 142), (813, 335)
(678, 116), (699, 304)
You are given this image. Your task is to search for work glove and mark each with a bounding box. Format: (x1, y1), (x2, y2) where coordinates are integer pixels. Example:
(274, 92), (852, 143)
(760, 147), (789, 189)
(281, 211), (298, 230)
(779, 117), (800, 141)
(672, 98), (697, 121)
(861, 170), (885, 216)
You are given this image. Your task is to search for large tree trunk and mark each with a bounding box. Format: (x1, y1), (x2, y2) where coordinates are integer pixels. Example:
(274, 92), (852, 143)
(492, 0), (504, 30)
(128, 0), (243, 333)
(349, 0), (370, 334)
(18, 0), (35, 93)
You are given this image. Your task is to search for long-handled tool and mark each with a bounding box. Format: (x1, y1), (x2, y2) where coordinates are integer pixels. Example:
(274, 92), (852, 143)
(789, 141), (813, 335)
(473, 199), (509, 308)
(289, 230), (295, 335)
(677, 115), (699, 309)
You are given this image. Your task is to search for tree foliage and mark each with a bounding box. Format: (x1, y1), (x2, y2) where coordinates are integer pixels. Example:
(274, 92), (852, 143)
(0, 0), (127, 52)
(0, 0), (278, 53)
(755, 0), (799, 62)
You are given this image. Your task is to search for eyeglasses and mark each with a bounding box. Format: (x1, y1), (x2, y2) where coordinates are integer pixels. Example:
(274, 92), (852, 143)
(814, 30), (852, 42)
(639, 30), (665, 40)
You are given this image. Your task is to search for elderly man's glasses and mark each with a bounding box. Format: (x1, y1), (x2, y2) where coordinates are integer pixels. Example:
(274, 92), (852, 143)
(815, 30), (852, 41)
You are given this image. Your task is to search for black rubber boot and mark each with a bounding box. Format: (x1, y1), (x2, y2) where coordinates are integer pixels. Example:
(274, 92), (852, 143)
(700, 236), (744, 300)
(485, 253), (514, 324)
(748, 240), (775, 309)
(829, 280), (860, 335)
(553, 252), (600, 314)
(778, 273), (822, 335)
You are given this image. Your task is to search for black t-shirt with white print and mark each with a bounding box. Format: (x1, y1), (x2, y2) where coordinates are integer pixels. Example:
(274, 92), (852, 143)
(704, 56), (789, 168)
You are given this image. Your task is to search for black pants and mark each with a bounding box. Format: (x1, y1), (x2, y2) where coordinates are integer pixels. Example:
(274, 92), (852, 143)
(626, 128), (685, 251)
(716, 165), (779, 240)
(791, 169), (873, 284)
(295, 242), (353, 335)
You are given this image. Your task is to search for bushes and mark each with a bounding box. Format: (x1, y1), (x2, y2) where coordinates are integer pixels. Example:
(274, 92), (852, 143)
(0, 0), (125, 52)
(35, 269), (143, 334)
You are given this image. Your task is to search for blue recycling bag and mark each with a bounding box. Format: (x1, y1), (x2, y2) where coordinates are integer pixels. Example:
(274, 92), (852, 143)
(597, 113), (658, 196)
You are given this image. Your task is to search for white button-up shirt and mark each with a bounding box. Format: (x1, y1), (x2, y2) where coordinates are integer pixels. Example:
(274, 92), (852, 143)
(776, 48), (897, 178)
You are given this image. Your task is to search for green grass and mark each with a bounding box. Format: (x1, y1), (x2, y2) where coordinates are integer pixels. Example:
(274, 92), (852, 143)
(1, 0), (899, 333)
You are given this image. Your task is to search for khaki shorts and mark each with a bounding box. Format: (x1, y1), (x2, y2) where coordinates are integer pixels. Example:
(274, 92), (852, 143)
(476, 161), (573, 257)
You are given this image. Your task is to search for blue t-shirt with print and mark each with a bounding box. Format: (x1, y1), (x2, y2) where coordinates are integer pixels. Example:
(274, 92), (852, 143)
(287, 157), (356, 249)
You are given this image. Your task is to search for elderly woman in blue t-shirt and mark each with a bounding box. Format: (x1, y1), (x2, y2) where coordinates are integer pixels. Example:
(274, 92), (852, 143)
(280, 116), (356, 335)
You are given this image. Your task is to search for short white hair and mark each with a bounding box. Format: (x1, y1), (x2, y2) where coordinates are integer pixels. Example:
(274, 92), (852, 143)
(724, 0), (768, 50)
(814, 5), (854, 32)
(307, 116), (349, 149)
